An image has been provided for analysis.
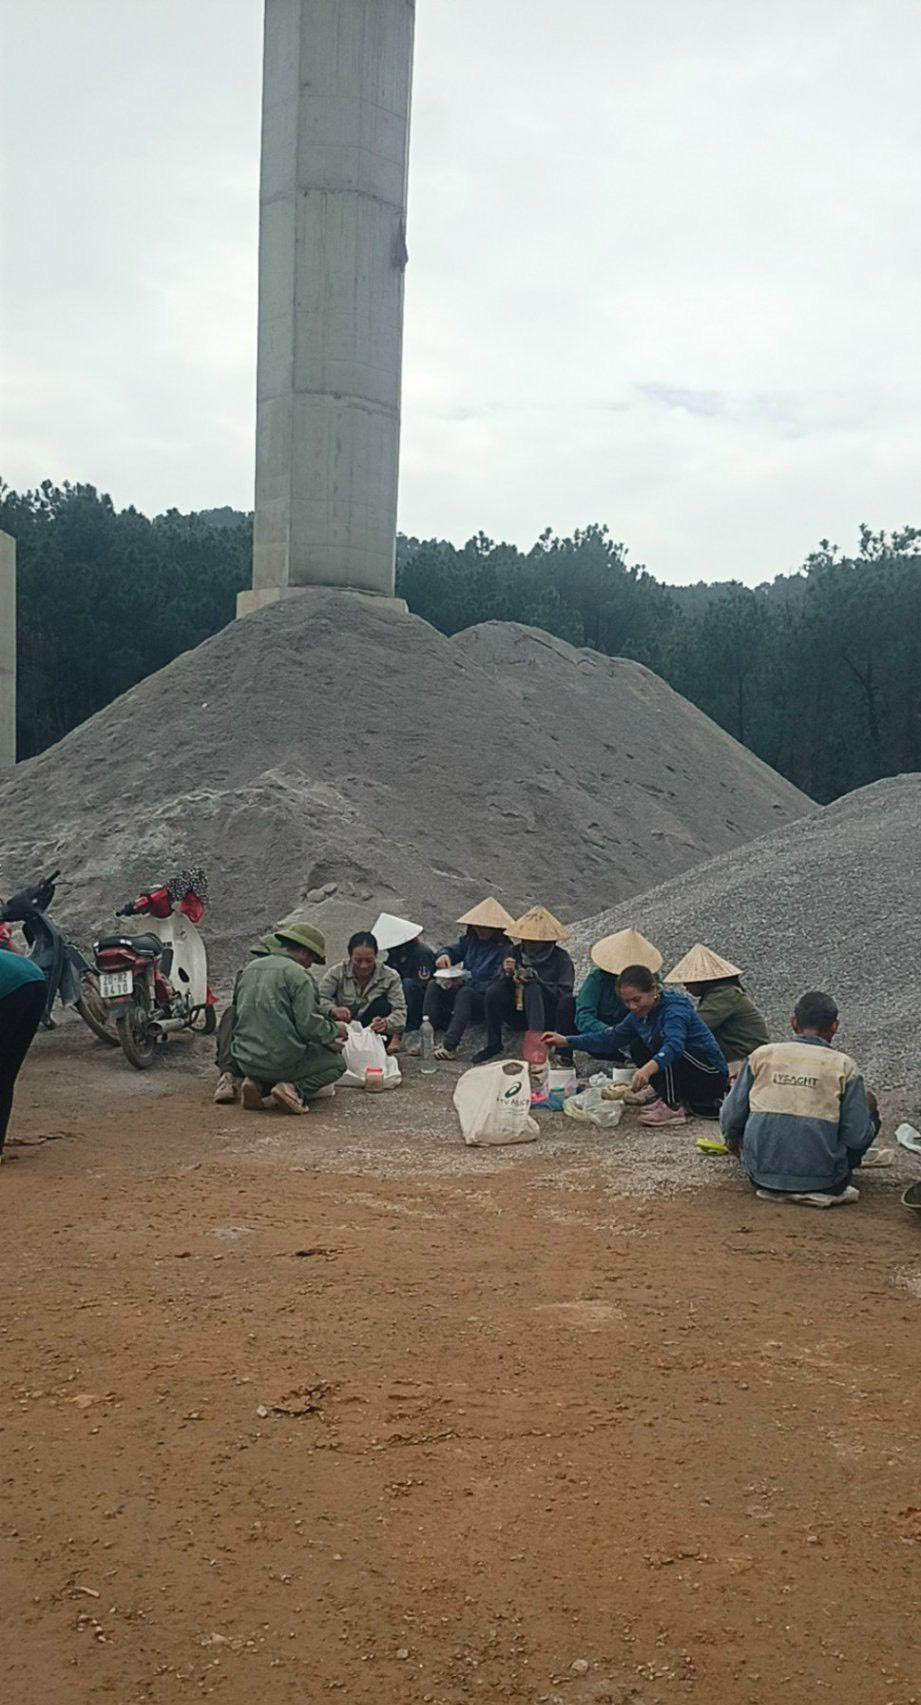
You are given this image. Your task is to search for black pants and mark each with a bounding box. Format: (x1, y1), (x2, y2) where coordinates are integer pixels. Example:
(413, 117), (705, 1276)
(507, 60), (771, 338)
(0, 981), (46, 1155)
(402, 978), (426, 1032)
(423, 982), (486, 1049)
(484, 977), (575, 1050)
(354, 996), (395, 1030)
(632, 1038), (729, 1117)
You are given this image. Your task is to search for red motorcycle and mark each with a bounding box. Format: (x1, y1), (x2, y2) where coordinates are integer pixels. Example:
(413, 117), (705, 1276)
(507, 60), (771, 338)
(94, 869), (217, 1069)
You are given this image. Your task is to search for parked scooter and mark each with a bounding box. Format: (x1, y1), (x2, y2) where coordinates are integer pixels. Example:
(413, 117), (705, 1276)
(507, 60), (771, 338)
(0, 868), (117, 1044)
(93, 868), (217, 1069)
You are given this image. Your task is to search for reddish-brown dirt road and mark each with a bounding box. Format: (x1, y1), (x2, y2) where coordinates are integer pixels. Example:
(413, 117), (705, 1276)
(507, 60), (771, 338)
(2, 1026), (921, 1705)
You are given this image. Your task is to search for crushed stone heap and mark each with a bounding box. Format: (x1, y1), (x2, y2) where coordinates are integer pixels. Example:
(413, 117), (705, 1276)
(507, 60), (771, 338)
(0, 592), (809, 978)
(569, 774), (921, 1102)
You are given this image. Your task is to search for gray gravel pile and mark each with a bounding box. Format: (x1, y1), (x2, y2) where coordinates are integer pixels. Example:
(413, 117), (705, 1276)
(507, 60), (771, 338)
(0, 590), (807, 979)
(569, 774), (921, 1105)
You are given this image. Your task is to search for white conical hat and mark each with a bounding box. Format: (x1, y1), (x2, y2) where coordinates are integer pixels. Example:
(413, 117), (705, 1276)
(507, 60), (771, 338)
(371, 913), (423, 952)
(590, 928), (662, 976)
(508, 905), (569, 943)
(665, 943), (741, 983)
(456, 896), (515, 930)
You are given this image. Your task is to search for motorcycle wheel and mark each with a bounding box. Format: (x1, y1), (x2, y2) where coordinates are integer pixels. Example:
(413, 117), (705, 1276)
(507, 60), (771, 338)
(116, 995), (158, 1070)
(76, 971), (120, 1046)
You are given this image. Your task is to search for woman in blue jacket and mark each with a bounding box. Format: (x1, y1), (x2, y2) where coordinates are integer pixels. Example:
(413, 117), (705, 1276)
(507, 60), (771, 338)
(421, 897), (514, 1059)
(546, 962), (728, 1125)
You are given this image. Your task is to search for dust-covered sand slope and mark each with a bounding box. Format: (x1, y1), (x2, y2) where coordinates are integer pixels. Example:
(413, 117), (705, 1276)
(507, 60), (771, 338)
(0, 592), (809, 974)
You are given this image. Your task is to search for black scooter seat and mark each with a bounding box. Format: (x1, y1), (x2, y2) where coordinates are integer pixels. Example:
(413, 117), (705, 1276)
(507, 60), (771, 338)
(96, 933), (164, 957)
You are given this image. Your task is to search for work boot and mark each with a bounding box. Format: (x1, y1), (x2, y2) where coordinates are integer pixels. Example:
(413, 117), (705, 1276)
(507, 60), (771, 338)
(213, 1071), (240, 1105)
(270, 1082), (309, 1115)
(241, 1078), (267, 1111)
(639, 1099), (687, 1126)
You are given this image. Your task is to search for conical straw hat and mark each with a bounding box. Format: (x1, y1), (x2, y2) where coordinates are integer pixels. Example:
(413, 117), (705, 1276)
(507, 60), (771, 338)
(508, 905), (569, 943)
(371, 913), (423, 951)
(590, 928), (662, 976)
(665, 943), (741, 984)
(456, 896), (515, 930)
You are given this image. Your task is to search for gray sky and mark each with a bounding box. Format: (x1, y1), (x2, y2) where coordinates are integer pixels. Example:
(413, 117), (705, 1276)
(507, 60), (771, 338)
(2, 0), (920, 584)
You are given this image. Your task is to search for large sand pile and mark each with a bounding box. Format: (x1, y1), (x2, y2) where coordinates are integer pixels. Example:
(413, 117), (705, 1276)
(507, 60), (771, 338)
(0, 591), (808, 977)
(569, 774), (921, 1103)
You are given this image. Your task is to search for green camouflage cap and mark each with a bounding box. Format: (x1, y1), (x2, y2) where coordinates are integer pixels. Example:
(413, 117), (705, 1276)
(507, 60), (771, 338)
(274, 921), (327, 963)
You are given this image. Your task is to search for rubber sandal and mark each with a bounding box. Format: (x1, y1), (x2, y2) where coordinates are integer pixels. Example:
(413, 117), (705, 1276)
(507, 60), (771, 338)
(696, 1135), (728, 1156)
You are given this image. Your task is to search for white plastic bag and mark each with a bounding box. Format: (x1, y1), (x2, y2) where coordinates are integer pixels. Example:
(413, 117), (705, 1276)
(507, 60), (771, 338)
(453, 1060), (539, 1147)
(340, 1022), (402, 1088)
(563, 1086), (624, 1129)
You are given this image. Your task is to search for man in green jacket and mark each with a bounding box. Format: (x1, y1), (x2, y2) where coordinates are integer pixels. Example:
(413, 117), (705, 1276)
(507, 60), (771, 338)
(665, 944), (768, 1065)
(214, 930), (287, 1104)
(231, 924), (347, 1115)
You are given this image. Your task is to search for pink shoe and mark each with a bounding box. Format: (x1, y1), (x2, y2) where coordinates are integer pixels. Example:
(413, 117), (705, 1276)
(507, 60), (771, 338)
(639, 1099), (687, 1126)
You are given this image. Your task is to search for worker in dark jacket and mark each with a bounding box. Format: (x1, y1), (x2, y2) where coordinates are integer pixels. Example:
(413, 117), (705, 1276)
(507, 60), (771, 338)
(575, 928), (663, 1045)
(476, 905), (575, 1064)
(666, 944), (768, 1066)
(720, 990), (879, 1207)
(372, 913), (436, 1035)
(421, 896), (515, 1059)
(546, 962), (728, 1123)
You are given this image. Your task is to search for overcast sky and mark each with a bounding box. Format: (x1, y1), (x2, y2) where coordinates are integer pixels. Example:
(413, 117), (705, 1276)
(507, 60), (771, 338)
(2, 0), (920, 584)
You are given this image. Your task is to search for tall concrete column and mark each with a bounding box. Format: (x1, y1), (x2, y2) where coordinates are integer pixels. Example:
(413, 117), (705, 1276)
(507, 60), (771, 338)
(239, 0), (415, 616)
(0, 531), (15, 767)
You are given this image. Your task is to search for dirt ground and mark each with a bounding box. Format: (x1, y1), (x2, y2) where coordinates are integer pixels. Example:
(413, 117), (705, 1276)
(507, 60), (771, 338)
(3, 1020), (921, 1705)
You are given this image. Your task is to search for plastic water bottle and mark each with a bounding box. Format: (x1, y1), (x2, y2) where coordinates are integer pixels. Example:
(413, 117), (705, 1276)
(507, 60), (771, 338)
(420, 1017), (436, 1074)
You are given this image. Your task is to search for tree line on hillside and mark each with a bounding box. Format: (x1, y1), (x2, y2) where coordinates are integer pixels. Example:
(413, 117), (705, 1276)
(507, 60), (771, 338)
(3, 479), (920, 805)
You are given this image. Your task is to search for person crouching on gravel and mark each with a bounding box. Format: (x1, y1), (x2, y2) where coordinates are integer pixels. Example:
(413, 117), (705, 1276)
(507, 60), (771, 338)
(230, 924), (347, 1115)
(0, 945), (47, 1160)
(664, 944), (768, 1074)
(419, 896), (515, 1060)
(214, 930), (286, 1104)
(475, 906), (575, 1065)
(719, 990), (880, 1208)
(317, 931), (407, 1054)
(544, 962), (728, 1124)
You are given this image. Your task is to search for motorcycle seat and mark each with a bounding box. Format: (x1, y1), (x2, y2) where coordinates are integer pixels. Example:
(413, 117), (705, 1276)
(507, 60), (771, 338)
(96, 933), (164, 957)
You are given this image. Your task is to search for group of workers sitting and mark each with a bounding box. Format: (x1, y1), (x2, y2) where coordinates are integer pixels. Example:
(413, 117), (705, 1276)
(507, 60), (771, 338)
(214, 897), (881, 1213)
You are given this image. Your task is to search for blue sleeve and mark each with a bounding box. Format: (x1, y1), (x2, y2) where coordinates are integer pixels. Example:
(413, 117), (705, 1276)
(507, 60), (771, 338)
(840, 1073), (877, 1157)
(565, 1014), (636, 1057)
(720, 1062), (752, 1141)
(651, 1000), (692, 1070)
(438, 939), (464, 964)
(574, 970), (608, 1037)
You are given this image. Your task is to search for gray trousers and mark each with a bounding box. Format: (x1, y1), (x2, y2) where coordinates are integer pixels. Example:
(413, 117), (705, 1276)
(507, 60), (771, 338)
(215, 1005), (237, 1074)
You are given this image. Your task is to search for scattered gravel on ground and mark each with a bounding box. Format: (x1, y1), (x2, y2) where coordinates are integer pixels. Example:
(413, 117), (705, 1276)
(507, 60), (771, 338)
(569, 773), (921, 1109)
(0, 591), (807, 977)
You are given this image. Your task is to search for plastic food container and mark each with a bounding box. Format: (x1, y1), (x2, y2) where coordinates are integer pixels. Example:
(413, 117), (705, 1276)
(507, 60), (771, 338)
(364, 1066), (385, 1093)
